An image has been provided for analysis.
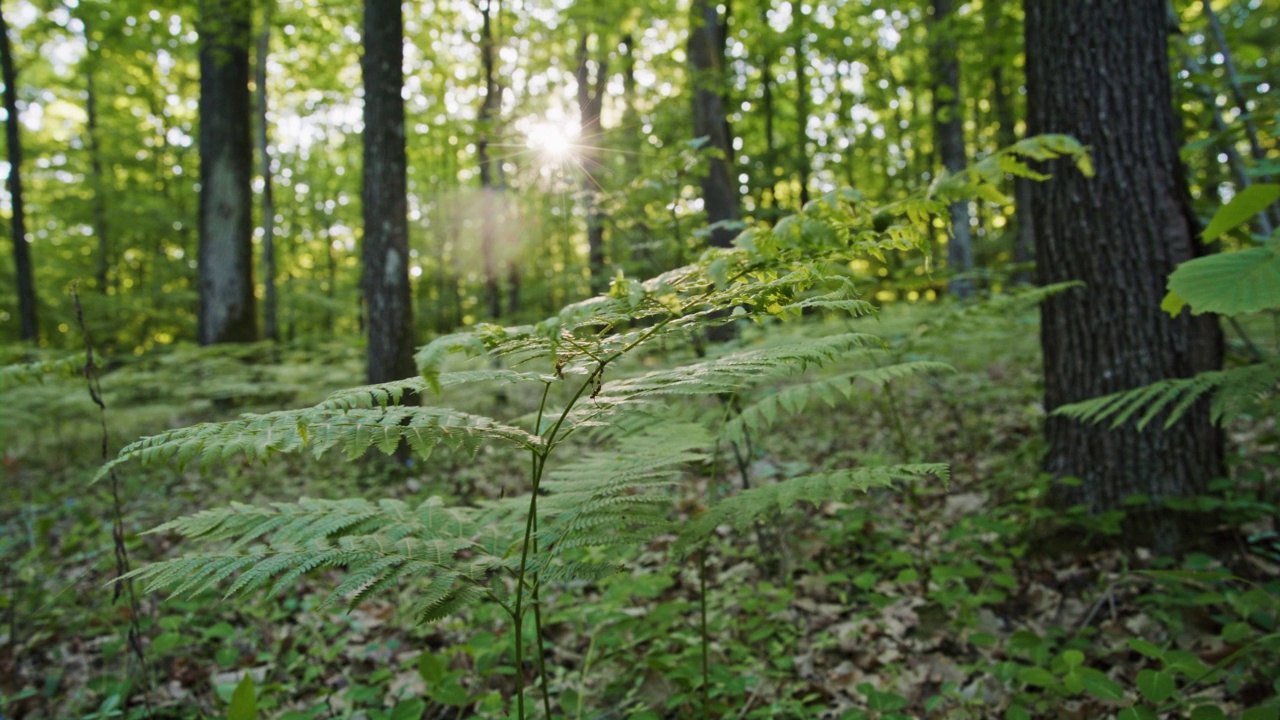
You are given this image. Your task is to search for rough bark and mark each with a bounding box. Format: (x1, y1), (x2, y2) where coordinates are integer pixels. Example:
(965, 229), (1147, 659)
(576, 34), (608, 294)
(256, 9), (278, 341)
(1026, 0), (1224, 552)
(931, 0), (973, 298)
(1, 8), (37, 342)
(361, 0), (416, 384)
(197, 0), (257, 345)
(688, 0), (740, 248)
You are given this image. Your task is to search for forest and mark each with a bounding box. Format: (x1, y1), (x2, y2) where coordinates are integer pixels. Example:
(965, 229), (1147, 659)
(1, 0), (1278, 718)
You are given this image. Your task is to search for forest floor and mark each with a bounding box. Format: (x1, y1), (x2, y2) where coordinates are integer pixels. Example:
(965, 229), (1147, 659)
(1, 301), (1277, 720)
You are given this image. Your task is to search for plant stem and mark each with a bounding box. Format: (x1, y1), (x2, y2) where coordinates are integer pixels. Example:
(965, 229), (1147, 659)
(699, 547), (711, 720)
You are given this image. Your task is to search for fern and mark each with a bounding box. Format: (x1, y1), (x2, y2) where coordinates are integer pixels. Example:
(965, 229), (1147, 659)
(1054, 361), (1279, 430)
(103, 137), (1089, 720)
(0, 352), (86, 390)
(673, 464), (950, 558)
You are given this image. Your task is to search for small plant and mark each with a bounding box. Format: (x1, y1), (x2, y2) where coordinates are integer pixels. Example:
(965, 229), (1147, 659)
(98, 136), (1090, 717)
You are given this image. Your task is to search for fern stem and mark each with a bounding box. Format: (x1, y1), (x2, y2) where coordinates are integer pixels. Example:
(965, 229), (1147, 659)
(699, 547), (711, 720)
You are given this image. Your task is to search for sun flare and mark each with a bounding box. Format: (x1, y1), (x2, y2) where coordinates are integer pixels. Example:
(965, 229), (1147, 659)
(526, 122), (578, 162)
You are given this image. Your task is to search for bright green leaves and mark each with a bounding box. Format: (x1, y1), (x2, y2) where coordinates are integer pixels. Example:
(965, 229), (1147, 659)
(672, 464), (948, 558)
(1163, 183), (1280, 317)
(1201, 184), (1280, 242)
(226, 673), (258, 720)
(1164, 246), (1280, 316)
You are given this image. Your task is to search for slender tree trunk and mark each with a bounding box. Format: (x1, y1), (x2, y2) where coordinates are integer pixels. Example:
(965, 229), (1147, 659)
(361, 0), (416, 383)
(688, 0), (740, 248)
(576, 34), (608, 294)
(931, 0), (973, 298)
(84, 24), (112, 296)
(792, 2), (810, 209)
(256, 5), (279, 341)
(197, 0), (257, 345)
(1026, 0), (1224, 553)
(1, 9), (36, 342)
(478, 0), (502, 319)
(986, 0), (1034, 283)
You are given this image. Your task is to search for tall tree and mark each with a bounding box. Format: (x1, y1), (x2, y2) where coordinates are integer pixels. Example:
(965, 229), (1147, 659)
(197, 0), (257, 345)
(1, 7), (37, 342)
(688, 0), (740, 248)
(575, 33), (608, 293)
(1026, 0), (1224, 551)
(930, 0), (973, 297)
(361, 0), (416, 383)
(256, 1), (279, 341)
(477, 0), (502, 318)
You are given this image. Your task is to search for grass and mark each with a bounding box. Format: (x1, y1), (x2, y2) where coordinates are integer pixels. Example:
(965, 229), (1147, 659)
(2, 300), (1277, 719)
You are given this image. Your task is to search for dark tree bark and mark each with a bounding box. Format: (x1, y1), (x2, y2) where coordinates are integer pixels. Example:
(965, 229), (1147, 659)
(576, 34), (608, 294)
(1, 8), (37, 342)
(361, 0), (416, 384)
(688, 0), (740, 248)
(930, 0), (973, 298)
(256, 6), (279, 341)
(197, 0), (257, 345)
(1026, 0), (1224, 552)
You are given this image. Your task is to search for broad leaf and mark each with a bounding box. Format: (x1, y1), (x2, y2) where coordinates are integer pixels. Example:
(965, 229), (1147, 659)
(1202, 184), (1280, 241)
(1166, 247), (1280, 315)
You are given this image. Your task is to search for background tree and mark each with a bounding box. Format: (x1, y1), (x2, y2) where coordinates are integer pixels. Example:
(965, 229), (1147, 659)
(687, 0), (739, 248)
(197, 0), (257, 345)
(361, 0), (416, 384)
(256, 0), (279, 341)
(1, 6), (37, 342)
(1026, 0), (1224, 551)
(931, 0), (973, 297)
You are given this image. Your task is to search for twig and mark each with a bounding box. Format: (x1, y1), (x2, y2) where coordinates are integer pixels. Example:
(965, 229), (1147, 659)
(72, 285), (153, 716)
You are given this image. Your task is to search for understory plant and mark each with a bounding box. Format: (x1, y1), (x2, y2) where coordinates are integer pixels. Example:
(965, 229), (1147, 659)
(99, 136), (1090, 718)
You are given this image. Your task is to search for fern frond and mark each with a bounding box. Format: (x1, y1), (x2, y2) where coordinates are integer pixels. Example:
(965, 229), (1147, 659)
(97, 405), (542, 481)
(1053, 361), (1280, 430)
(0, 353), (87, 389)
(722, 360), (953, 446)
(673, 464), (948, 558)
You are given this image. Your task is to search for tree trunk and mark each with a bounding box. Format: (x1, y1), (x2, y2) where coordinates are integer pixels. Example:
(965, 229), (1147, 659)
(478, 0), (502, 319)
(688, 0), (740, 248)
(362, 0), (416, 384)
(986, 0), (1034, 284)
(84, 20), (111, 296)
(576, 34), (608, 294)
(1026, 0), (1224, 552)
(792, 1), (810, 209)
(256, 6), (279, 341)
(197, 0), (257, 345)
(931, 0), (973, 298)
(1, 9), (37, 342)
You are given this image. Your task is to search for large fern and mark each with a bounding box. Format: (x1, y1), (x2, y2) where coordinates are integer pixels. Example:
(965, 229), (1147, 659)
(103, 135), (1090, 720)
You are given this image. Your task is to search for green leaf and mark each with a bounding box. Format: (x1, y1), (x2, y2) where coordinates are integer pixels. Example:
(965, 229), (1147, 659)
(389, 699), (426, 720)
(1126, 638), (1164, 659)
(1190, 705), (1229, 720)
(1017, 667), (1057, 688)
(418, 652), (445, 685)
(1118, 707), (1159, 720)
(1202, 184), (1280, 241)
(1160, 290), (1188, 317)
(1136, 669), (1175, 703)
(227, 674), (257, 720)
(1166, 247), (1280, 315)
(1079, 669), (1125, 702)
(1242, 705), (1280, 720)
